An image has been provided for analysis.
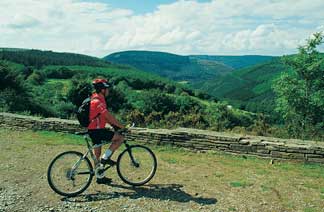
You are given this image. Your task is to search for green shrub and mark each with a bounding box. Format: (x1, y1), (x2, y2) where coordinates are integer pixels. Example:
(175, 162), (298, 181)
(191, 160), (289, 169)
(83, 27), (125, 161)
(27, 70), (46, 85)
(46, 67), (76, 79)
(126, 109), (145, 126)
(131, 89), (177, 115)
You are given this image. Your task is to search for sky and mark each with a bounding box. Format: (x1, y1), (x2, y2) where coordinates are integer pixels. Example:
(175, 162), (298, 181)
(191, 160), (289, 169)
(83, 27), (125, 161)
(0, 0), (324, 57)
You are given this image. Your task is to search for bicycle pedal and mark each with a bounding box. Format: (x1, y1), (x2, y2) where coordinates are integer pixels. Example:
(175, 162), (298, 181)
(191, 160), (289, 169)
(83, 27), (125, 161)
(95, 166), (105, 179)
(100, 158), (117, 166)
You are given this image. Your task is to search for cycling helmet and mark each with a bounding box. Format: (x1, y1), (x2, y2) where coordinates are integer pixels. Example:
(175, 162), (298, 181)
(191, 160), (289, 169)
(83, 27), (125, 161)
(92, 78), (112, 90)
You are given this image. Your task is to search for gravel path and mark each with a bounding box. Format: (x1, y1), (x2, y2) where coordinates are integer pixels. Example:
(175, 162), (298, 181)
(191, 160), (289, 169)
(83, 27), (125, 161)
(0, 131), (218, 212)
(1, 129), (324, 212)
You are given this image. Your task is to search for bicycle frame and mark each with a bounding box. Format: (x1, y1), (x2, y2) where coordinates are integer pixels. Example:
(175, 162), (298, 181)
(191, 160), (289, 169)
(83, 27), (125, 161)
(69, 135), (103, 177)
(71, 133), (135, 176)
(71, 123), (136, 176)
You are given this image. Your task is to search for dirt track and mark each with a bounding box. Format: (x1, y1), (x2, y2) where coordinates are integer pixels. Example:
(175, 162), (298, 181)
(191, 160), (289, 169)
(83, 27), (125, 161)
(0, 130), (218, 212)
(1, 129), (324, 212)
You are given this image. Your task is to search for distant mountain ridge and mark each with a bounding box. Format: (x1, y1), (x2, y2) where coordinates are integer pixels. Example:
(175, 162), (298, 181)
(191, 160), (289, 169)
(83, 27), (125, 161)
(104, 51), (236, 84)
(0, 48), (110, 68)
(192, 58), (290, 116)
(104, 50), (282, 116)
(189, 55), (276, 69)
(104, 50), (275, 85)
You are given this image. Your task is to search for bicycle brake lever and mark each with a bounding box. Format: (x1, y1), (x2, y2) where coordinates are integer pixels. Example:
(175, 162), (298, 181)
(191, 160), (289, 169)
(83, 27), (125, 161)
(117, 128), (127, 134)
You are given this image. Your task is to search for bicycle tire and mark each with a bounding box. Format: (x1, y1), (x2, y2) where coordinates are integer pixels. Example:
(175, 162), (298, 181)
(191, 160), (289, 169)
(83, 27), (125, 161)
(117, 145), (157, 186)
(47, 151), (93, 197)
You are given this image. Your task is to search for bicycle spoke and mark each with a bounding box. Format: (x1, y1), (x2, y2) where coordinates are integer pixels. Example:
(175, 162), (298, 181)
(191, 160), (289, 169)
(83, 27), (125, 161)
(47, 151), (93, 197)
(117, 145), (157, 186)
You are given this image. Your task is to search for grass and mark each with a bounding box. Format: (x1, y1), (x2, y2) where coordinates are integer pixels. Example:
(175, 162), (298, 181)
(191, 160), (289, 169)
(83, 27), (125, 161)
(213, 173), (224, 178)
(321, 188), (324, 194)
(260, 184), (271, 192)
(25, 130), (85, 146)
(163, 158), (178, 164)
(229, 181), (253, 188)
(304, 208), (317, 212)
(1, 128), (324, 211)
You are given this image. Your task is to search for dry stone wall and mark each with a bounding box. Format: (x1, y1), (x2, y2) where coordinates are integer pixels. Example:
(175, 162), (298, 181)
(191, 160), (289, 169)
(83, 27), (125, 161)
(1, 112), (324, 163)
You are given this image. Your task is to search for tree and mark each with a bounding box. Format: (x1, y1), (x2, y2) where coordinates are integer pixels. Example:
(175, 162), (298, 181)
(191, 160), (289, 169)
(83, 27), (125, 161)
(46, 66), (76, 79)
(273, 32), (324, 139)
(106, 85), (130, 112)
(22, 66), (33, 79)
(67, 75), (92, 107)
(27, 70), (46, 85)
(175, 95), (202, 113)
(0, 61), (54, 116)
(135, 90), (177, 115)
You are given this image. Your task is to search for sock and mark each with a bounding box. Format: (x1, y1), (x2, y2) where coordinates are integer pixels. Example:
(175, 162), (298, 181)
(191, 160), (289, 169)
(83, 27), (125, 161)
(102, 149), (112, 160)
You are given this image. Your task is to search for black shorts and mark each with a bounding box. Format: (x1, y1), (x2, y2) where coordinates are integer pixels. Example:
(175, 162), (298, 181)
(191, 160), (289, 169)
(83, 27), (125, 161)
(88, 129), (115, 145)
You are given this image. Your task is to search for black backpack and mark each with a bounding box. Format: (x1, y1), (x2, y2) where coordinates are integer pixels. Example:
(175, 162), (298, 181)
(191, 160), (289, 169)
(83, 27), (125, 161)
(76, 97), (99, 127)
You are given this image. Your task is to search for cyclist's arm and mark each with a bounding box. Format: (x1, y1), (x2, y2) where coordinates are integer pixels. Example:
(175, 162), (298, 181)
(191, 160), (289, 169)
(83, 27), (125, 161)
(104, 111), (124, 129)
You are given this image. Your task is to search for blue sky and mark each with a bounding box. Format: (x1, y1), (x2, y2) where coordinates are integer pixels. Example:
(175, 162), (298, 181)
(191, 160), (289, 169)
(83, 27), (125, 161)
(0, 0), (323, 57)
(83, 0), (210, 14)
(83, 0), (179, 14)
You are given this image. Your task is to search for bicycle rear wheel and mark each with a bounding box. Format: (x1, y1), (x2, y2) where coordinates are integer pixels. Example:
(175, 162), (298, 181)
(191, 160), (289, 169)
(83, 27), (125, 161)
(47, 151), (93, 197)
(117, 145), (157, 186)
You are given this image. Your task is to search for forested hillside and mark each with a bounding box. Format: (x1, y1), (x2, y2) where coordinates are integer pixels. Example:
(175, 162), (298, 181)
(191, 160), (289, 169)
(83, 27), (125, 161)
(193, 58), (288, 118)
(0, 49), (257, 134)
(104, 51), (281, 117)
(1, 42), (322, 140)
(0, 48), (110, 68)
(190, 55), (275, 69)
(104, 51), (234, 84)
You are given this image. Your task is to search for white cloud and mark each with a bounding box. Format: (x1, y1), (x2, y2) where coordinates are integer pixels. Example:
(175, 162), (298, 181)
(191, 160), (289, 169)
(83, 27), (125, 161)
(0, 0), (323, 56)
(0, 0), (132, 55)
(7, 15), (41, 29)
(316, 25), (324, 33)
(221, 24), (302, 55)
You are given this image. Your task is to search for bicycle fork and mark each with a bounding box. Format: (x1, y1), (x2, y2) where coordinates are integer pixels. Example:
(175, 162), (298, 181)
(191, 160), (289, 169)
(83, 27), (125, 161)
(125, 144), (140, 168)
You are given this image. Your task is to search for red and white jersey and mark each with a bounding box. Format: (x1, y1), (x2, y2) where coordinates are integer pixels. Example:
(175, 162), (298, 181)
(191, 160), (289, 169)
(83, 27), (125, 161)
(87, 93), (109, 129)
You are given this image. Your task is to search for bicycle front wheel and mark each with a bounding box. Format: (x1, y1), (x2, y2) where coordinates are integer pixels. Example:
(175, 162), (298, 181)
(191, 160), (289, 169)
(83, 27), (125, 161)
(47, 151), (93, 197)
(117, 145), (157, 186)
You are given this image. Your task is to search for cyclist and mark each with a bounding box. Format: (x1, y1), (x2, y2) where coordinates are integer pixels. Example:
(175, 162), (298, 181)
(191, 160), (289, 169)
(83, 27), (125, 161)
(88, 78), (125, 184)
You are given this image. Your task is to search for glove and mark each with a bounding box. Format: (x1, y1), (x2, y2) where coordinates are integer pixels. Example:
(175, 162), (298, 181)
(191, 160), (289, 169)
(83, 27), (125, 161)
(112, 125), (120, 131)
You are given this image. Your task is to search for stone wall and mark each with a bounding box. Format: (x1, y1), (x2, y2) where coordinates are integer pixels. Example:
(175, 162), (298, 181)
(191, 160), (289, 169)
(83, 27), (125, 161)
(1, 112), (324, 163)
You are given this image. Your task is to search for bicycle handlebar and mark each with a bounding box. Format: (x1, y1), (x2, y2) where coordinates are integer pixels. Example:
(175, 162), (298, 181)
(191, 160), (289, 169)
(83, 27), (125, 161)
(114, 122), (135, 134)
(75, 123), (135, 136)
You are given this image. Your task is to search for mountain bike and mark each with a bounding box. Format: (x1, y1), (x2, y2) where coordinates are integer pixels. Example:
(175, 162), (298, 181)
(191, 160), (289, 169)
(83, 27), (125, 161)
(47, 124), (157, 197)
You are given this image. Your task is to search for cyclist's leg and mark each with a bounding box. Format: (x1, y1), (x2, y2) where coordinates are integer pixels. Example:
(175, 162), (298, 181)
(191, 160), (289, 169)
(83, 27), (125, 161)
(93, 146), (101, 161)
(88, 129), (106, 162)
(102, 132), (124, 160)
(110, 133), (124, 152)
